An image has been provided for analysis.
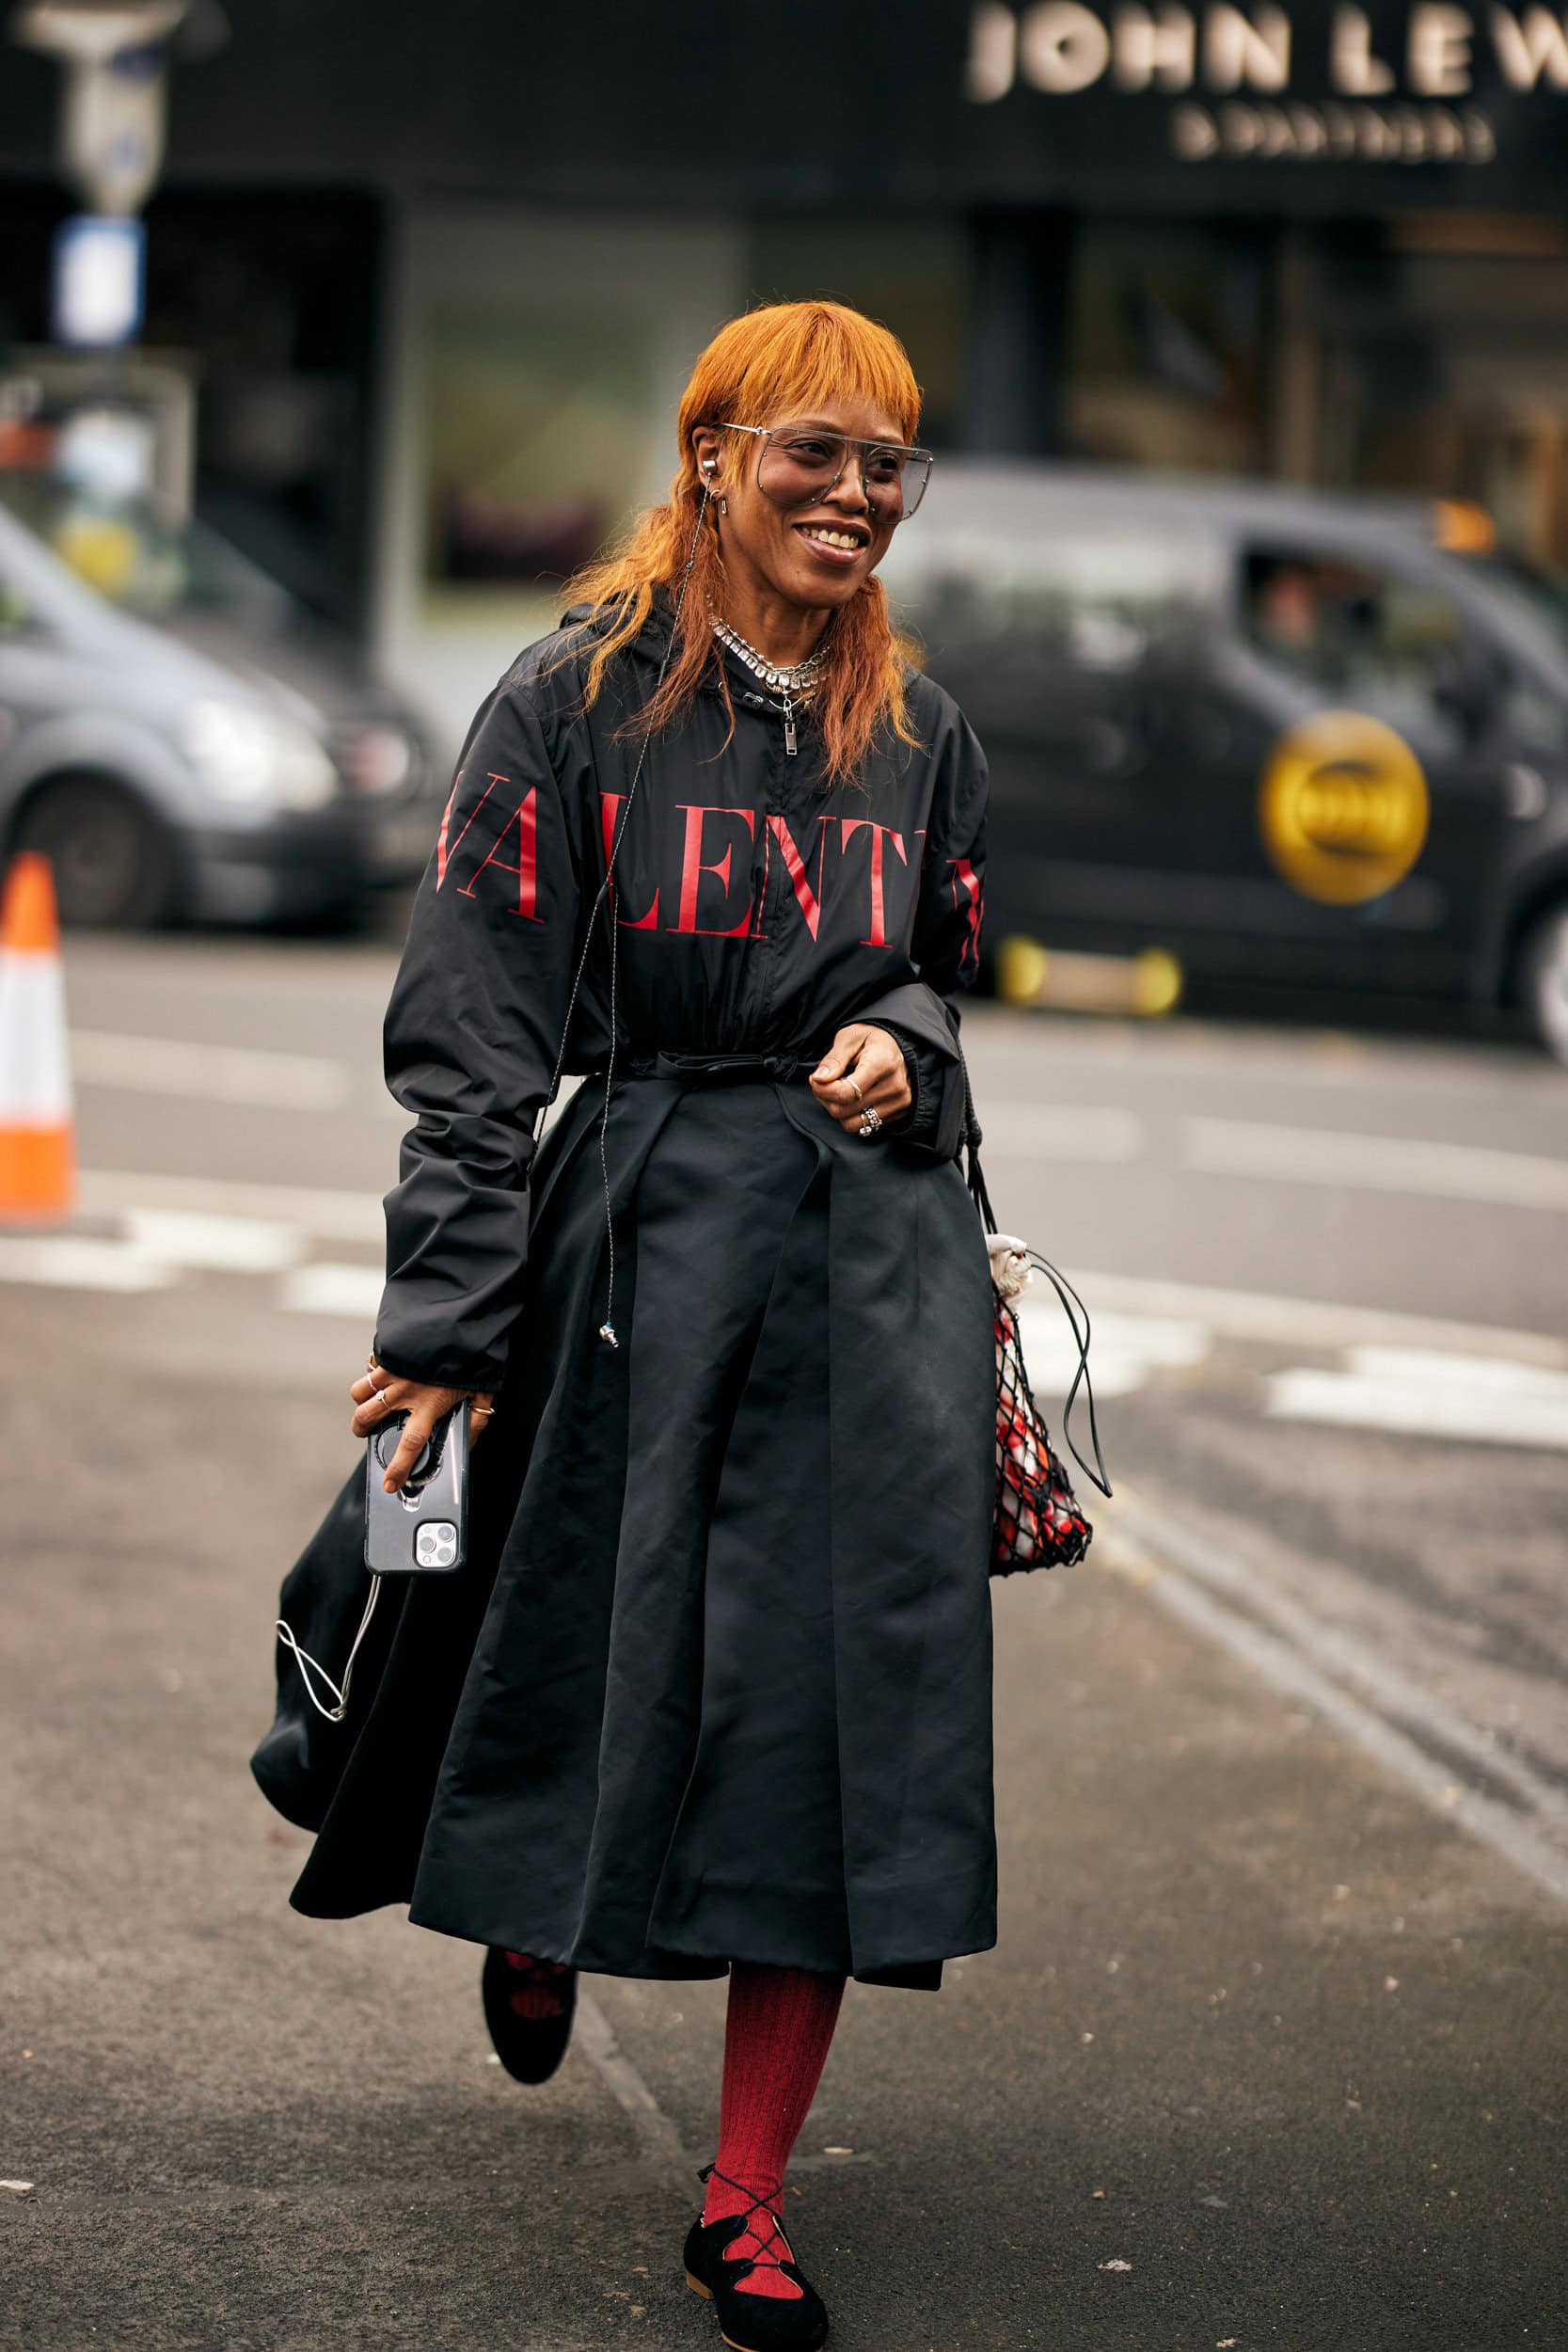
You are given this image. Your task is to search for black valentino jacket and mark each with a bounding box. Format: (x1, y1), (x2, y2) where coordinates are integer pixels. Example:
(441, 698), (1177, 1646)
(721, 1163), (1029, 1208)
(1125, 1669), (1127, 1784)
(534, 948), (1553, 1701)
(371, 600), (989, 1392)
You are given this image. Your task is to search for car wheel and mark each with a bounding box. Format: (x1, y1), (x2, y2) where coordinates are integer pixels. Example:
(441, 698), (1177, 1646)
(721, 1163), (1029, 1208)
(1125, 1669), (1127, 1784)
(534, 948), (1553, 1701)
(1520, 899), (1568, 1065)
(11, 774), (179, 930)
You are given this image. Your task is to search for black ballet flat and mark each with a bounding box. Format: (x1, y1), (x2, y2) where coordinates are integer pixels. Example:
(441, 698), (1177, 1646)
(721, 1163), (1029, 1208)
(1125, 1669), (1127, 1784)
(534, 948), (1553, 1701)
(683, 2180), (829, 2352)
(481, 1947), (577, 2084)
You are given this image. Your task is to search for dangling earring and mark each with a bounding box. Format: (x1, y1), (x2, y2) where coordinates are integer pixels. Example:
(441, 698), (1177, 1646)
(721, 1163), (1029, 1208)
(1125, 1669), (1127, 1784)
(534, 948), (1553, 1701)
(719, 496), (727, 516)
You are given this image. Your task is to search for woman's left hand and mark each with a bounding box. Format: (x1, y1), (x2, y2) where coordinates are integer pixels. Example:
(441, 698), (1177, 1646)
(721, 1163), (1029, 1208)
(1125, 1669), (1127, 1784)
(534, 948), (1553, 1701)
(809, 1024), (911, 1135)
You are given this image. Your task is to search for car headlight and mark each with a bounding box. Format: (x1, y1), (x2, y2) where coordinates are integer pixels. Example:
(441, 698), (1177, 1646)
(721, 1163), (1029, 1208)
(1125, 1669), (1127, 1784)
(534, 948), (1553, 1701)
(336, 721), (416, 796)
(181, 700), (338, 814)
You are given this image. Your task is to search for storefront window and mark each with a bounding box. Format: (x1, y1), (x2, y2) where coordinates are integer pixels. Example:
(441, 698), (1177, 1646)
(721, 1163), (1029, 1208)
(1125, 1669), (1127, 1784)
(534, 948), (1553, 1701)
(1067, 221), (1268, 473)
(420, 302), (655, 615)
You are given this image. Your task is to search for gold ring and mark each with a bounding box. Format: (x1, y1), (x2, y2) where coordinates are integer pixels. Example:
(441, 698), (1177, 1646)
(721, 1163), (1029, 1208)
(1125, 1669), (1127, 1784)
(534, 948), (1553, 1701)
(472, 1404), (496, 1418)
(847, 1076), (863, 1103)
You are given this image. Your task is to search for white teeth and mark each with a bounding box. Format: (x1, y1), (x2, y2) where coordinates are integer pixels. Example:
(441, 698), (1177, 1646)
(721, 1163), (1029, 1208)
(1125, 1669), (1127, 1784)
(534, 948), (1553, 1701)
(800, 527), (862, 552)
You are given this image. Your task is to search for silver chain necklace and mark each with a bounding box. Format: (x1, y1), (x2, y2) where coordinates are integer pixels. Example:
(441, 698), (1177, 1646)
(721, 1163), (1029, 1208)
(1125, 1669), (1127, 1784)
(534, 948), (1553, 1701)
(710, 612), (825, 756)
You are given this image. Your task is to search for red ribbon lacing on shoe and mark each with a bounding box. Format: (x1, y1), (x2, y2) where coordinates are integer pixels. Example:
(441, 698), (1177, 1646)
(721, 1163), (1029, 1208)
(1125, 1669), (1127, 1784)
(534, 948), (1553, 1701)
(700, 2163), (802, 2298)
(503, 1951), (572, 2022)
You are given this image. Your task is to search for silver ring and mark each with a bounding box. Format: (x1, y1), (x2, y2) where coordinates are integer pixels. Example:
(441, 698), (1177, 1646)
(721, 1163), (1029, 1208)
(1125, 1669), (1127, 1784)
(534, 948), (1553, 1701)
(857, 1104), (883, 1139)
(847, 1076), (863, 1103)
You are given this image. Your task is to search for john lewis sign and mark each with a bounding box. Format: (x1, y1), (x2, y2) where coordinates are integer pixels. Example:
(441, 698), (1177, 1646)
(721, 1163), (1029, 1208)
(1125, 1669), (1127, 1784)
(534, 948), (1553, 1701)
(967, 2), (1568, 176)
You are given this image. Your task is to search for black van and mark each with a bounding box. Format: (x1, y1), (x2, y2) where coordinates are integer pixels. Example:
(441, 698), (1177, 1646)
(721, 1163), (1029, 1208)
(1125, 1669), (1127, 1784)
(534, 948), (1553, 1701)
(881, 467), (1568, 1060)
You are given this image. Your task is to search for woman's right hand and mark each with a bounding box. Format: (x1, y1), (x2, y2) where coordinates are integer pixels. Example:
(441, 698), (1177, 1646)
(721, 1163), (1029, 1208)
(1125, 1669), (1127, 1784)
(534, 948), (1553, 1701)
(349, 1362), (496, 1493)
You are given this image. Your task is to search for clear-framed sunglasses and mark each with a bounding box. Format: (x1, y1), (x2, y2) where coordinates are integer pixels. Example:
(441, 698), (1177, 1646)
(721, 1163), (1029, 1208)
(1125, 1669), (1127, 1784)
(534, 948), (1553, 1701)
(707, 421), (934, 521)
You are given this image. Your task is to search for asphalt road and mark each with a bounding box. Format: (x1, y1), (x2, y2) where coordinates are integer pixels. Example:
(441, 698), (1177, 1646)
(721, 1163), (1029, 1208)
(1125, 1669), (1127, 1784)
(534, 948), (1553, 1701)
(4, 932), (1567, 2352)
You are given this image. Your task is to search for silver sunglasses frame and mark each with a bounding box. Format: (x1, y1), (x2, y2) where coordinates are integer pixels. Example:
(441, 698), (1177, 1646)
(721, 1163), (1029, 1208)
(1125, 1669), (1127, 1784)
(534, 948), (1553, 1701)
(707, 421), (934, 519)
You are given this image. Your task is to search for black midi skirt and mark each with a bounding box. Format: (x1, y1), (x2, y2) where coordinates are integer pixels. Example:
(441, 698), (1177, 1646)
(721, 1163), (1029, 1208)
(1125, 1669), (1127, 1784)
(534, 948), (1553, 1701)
(254, 1075), (998, 1989)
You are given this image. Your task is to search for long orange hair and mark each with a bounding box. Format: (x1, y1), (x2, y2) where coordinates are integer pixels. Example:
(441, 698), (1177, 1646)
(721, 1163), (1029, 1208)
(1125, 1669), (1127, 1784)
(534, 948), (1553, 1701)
(558, 301), (925, 784)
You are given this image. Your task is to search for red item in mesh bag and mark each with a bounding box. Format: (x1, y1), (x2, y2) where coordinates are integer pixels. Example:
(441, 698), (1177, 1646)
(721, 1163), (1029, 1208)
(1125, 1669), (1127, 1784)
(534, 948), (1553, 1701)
(992, 1289), (1093, 1574)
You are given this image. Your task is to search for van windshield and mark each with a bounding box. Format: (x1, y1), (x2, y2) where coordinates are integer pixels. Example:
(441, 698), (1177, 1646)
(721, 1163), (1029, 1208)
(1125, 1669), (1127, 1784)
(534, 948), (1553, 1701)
(1459, 548), (1568, 641)
(0, 472), (289, 631)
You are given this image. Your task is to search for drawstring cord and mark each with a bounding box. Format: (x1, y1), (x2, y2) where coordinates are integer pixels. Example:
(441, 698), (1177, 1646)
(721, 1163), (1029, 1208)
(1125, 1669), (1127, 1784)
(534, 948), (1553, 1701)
(533, 483), (714, 1349)
(274, 497), (712, 1729)
(1025, 1251), (1111, 1499)
(961, 1055), (1111, 1501)
(275, 1574), (381, 1724)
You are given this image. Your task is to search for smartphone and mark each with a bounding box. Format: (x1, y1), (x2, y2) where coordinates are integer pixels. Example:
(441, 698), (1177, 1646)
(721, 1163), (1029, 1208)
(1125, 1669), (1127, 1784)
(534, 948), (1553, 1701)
(363, 1405), (469, 1577)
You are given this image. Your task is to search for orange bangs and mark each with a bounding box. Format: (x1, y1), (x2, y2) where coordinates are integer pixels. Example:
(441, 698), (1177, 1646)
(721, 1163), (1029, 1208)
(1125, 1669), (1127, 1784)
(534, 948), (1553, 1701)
(556, 300), (925, 786)
(680, 301), (921, 453)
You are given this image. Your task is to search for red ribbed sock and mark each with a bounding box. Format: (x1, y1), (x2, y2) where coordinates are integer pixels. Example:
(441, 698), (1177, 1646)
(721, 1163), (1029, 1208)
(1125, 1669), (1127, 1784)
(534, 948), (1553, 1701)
(702, 1963), (847, 2302)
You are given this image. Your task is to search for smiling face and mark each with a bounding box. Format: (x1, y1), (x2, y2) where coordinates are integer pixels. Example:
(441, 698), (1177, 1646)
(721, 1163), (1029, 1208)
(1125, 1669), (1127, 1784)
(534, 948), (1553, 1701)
(693, 398), (908, 621)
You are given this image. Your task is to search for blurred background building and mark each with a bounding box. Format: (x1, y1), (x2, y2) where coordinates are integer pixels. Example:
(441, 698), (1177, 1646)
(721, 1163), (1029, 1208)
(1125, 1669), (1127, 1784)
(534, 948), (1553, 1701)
(6, 0), (1568, 740)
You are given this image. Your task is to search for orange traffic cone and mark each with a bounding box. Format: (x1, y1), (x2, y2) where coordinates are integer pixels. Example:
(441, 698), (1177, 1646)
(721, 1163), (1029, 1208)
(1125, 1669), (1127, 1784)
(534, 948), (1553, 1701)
(0, 851), (75, 1220)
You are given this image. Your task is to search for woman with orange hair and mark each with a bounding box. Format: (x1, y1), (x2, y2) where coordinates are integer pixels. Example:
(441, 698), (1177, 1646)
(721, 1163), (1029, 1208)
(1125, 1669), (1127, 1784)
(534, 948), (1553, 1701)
(255, 301), (992, 2350)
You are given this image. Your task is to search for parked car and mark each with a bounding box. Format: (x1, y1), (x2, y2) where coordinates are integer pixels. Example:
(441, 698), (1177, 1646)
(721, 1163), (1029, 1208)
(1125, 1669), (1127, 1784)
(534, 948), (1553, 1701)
(0, 478), (442, 928)
(881, 465), (1568, 1059)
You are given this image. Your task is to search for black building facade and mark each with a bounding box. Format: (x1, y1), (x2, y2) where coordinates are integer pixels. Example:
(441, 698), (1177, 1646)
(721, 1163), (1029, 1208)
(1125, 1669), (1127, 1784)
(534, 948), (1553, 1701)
(4, 0), (1568, 729)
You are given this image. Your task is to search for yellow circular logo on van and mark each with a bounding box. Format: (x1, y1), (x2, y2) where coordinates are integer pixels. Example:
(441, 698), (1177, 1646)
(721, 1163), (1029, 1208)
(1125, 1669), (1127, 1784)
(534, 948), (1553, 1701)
(1259, 712), (1430, 906)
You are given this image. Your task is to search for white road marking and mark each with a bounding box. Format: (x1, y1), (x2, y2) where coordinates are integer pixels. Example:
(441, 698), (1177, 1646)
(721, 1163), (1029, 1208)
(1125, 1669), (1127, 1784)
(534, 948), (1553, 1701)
(1070, 1268), (1568, 1371)
(279, 1262), (385, 1318)
(981, 1102), (1146, 1161)
(1016, 1303), (1211, 1401)
(23, 1172), (1568, 1394)
(123, 1208), (306, 1275)
(1265, 1346), (1568, 1452)
(1105, 1491), (1568, 1907)
(77, 1168), (384, 1246)
(1184, 1116), (1568, 1214)
(70, 1029), (352, 1111)
(0, 1235), (172, 1292)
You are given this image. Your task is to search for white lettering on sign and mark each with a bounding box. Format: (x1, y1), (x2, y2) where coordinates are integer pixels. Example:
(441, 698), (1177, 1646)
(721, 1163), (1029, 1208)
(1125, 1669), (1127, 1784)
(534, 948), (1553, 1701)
(1114, 6), (1198, 90)
(1172, 95), (1497, 151)
(969, 0), (1568, 102)
(966, 0), (1019, 99)
(1408, 3), (1474, 90)
(1204, 3), (1291, 86)
(1018, 2), (1112, 92)
(1332, 6), (1397, 89)
(1491, 4), (1568, 86)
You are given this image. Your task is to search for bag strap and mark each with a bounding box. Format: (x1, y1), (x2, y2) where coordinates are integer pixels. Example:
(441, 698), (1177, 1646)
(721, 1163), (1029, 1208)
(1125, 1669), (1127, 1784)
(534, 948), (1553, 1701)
(958, 1038), (1111, 1500)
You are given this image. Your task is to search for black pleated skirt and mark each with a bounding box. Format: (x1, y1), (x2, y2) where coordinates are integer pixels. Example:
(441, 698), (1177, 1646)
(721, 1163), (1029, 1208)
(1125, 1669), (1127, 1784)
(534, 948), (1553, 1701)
(256, 1077), (998, 1990)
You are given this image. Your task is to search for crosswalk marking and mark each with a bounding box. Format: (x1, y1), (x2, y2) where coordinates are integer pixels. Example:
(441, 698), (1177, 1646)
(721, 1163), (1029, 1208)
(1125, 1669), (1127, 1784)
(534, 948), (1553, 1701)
(8, 1174), (1566, 1449)
(123, 1207), (306, 1274)
(64, 1172), (1568, 1367)
(76, 1168), (384, 1245)
(278, 1262), (385, 1318)
(0, 1234), (173, 1292)
(1265, 1346), (1568, 1452)
(1016, 1302), (1211, 1402)
(1072, 1268), (1567, 1370)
